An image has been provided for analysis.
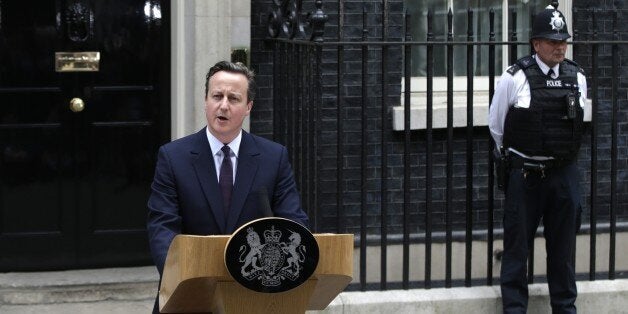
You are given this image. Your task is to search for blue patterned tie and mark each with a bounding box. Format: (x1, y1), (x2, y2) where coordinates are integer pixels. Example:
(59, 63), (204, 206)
(219, 145), (233, 216)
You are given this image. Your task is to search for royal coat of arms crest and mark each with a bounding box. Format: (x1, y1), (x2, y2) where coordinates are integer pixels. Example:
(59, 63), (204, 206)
(225, 217), (319, 293)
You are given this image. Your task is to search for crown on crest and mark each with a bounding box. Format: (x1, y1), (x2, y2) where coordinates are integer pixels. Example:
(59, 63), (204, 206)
(263, 226), (282, 243)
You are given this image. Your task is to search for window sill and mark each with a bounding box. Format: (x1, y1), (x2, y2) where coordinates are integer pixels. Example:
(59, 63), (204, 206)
(391, 94), (592, 131)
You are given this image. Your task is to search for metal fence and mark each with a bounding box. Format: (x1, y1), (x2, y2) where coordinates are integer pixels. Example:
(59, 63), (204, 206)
(264, 0), (627, 290)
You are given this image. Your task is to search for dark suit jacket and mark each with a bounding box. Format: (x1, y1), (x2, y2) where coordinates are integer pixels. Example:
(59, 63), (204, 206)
(147, 128), (309, 275)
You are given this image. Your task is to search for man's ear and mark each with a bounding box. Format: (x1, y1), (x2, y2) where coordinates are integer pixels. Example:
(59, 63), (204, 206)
(531, 39), (540, 52)
(246, 101), (253, 115)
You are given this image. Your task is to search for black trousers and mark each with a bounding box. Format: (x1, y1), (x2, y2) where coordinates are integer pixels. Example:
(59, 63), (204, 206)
(500, 162), (580, 314)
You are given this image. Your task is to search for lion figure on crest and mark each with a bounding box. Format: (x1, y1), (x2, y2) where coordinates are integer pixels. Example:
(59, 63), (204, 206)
(239, 227), (264, 276)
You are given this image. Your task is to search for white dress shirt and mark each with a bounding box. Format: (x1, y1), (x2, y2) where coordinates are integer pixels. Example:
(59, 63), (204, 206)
(206, 128), (242, 183)
(488, 55), (588, 158)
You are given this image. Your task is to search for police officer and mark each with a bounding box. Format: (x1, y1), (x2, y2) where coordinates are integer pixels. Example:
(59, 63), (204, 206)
(488, 3), (588, 313)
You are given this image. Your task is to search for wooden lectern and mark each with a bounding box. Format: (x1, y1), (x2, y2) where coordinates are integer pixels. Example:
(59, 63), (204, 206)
(159, 234), (353, 313)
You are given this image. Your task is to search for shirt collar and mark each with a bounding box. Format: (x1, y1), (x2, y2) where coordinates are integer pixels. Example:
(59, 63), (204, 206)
(533, 54), (560, 77)
(206, 127), (242, 158)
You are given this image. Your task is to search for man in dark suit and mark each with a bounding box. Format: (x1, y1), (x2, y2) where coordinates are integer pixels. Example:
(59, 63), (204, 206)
(147, 61), (309, 312)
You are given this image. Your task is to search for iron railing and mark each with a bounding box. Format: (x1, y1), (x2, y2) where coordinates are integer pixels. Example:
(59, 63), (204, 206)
(264, 0), (627, 290)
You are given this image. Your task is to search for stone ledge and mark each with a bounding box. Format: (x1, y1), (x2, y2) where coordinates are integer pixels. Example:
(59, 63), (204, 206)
(309, 279), (628, 314)
(0, 266), (158, 289)
(0, 300), (153, 314)
(0, 266), (158, 305)
(2, 266), (625, 313)
(391, 98), (593, 131)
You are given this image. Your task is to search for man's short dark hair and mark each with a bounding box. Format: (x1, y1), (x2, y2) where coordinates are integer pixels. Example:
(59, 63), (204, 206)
(204, 61), (256, 102)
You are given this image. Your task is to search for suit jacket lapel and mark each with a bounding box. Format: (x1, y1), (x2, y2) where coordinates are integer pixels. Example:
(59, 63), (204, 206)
(191, 128), (227, 234)
(226, 131), (259, 232)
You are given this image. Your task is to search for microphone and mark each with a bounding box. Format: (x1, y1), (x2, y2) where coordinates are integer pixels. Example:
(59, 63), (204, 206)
(259, 188), (274, 217)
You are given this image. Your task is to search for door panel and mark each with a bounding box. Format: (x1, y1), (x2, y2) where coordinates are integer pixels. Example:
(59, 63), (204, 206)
(0, 0), (169, 271)
(2, 127), (66, 234)
(0, 87), (73, 269)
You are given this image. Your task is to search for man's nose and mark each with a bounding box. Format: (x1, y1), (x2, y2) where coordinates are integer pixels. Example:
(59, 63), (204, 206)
(219, 97), (229, 109)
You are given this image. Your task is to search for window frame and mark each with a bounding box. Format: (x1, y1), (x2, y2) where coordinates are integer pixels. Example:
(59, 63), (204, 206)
(393, 0), (578, 131)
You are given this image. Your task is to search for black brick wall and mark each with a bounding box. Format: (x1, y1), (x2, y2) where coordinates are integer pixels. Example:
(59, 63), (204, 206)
(572, 2), (628, 226)
(251, 0), (628, 235)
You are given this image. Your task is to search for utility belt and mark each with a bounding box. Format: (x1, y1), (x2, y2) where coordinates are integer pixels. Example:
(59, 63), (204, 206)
(494, 148), (572, 191)
(508, 154), (571, 172)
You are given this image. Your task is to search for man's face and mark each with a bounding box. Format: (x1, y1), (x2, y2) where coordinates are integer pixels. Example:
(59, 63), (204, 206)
(533, 38), (568, 67)
(205, 71), (252, 143)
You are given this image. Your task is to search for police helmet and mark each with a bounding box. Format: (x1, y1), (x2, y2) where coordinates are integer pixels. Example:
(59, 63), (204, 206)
(530, 4), (571, 41)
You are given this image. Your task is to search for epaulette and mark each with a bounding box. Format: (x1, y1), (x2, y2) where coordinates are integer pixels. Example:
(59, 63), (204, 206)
(563, 58), (579, 67)
(562, 58), (586, 75)
(506, 64), (520, 75)
(515, 55), (536, 69)
(506, 55), (536, 76)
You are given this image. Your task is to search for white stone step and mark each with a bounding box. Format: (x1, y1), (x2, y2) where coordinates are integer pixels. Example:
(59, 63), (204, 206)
(0, 266), (158, 313)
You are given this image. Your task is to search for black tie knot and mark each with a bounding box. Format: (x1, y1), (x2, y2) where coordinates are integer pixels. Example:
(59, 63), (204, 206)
(221, 145), (231, 157)
(547, 68), (554, 78)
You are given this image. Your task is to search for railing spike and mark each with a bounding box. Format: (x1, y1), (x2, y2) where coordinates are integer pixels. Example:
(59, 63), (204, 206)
(309, 0), (328, 42)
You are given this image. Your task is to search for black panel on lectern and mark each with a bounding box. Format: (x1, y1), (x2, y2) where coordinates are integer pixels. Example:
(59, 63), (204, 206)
(225, 217), (319, 293)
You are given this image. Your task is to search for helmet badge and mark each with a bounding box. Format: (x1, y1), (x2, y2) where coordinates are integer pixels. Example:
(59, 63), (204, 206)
(549, 11), (565, 32)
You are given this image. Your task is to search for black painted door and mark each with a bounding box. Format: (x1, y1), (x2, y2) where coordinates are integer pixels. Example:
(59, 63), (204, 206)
(0, 0), (170, 271)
